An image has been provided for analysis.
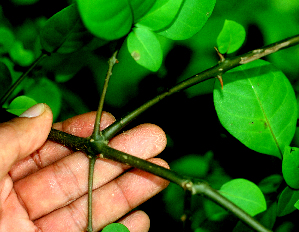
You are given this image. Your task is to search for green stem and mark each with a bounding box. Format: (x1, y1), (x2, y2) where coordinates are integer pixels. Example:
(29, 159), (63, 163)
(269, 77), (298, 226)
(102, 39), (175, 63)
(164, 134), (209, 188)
(92, 50), (119, 140)
(0, 52), (48, 106)
(87, 157), (97, 232)
(102, 34), (299, 140)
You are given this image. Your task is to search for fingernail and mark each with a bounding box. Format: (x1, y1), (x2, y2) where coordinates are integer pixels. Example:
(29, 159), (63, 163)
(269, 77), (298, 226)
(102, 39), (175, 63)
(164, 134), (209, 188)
(19, 103), (45, 118)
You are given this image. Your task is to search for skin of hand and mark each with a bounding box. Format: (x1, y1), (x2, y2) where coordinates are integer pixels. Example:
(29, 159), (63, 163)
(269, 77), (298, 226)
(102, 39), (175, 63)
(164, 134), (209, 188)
(0, 103), (169, 232)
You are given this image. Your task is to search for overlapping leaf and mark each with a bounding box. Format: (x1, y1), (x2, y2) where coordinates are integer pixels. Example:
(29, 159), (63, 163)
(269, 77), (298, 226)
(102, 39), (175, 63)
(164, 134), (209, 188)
(158, 0), (216, 40)
(214, 60), (297, 158)
(40, 4), (98, 54)
(77, 0), (133, 40)
(219, 178), (267, 217)
(129, 0), (156, 22)
(127, 27), (162, 71)
(136, 0), (183, 31)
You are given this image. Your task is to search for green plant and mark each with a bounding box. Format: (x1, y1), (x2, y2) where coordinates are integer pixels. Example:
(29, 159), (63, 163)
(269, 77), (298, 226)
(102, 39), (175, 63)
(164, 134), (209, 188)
(1, 0), (299, 231)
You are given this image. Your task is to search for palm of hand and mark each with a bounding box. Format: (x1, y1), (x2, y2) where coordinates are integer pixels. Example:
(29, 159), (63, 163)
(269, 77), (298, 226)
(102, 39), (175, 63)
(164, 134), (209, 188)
(0, 112), (168, 232)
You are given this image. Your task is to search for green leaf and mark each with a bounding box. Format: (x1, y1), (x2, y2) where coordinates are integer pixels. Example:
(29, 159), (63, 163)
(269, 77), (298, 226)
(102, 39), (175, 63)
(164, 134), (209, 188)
(294, 199), (299, 210)
(40, 4), (97, 54)
(25, 78), (61, 121)
(0, 27), (15, 54)
(77, 0), (133, 40)
(102, 223), (130, 232)
(158, 0), (216, 40)
(277, 186), (299, 217)
(219, 178), (267, 217)
(258, 174), (283, 194)
(129, 0), (157, 22)
(217, 19), (246, 54)
(282, 146), (299, 189)
(127, 27), (162, 71)
(136, 0), (183, 31)
(6, 96), (37, 116)
(0, 62), (12, 99)
(9, 41), (34, 66)
(213, 60), (297, 159)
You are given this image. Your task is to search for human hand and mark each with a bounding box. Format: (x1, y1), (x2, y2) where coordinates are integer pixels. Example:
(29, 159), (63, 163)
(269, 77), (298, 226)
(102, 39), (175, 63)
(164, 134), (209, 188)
(0, 103), (169, 232)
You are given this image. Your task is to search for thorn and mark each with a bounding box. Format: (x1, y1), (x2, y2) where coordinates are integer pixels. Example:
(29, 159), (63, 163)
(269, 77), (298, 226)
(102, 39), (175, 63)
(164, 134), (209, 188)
(216, 75), (223, 89)
(214, 47), (225, 62)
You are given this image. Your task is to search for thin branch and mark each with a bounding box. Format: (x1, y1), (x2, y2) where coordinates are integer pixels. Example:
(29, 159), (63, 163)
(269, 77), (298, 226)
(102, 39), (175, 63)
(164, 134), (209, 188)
(102, 34), (299, 140)
(87, 157), (96, 232)
(91, 50), (119, 140)
(0, 52), (48, 106)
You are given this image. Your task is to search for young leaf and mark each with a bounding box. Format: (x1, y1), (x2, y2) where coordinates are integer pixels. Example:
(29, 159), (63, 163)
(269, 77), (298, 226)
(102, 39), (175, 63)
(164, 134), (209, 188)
(40, 4), (97, 54)
(282, 146), (299, 189)
(219, 178), (267, 217)
(102, 223), (130, 232)
(129, 0), (156, 22)
(158, 0), (216, 40)
(135, 0), (183, 31)
(25, 77), (61, 121)
(77, 0), (133, 40)
(214, 60), (297, 159)
(9, 41), (34, 66)
(127, 27), (162, 71)
(0, 62), (13, 98)
(217, 19), (246, 54)
(6, 96), (37, 116)
(277, 186), (299, 217)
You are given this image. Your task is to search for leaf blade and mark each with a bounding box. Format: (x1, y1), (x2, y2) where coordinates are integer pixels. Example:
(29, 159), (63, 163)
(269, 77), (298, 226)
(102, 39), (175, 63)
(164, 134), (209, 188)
(127, 27), (162, 71)
(219, 178), (267, 217)
(213, 60), (297, 158)
(158, 0), (216, 40)
(77, 0), (133, 40)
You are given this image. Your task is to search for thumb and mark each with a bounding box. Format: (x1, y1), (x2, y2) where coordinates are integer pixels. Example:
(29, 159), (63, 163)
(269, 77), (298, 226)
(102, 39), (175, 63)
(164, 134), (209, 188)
(0, 103), (53, 181)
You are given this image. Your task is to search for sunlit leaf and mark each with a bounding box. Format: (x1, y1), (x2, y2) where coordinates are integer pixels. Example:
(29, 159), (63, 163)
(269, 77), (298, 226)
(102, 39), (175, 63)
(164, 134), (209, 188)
(219, 178), (267, 217)
(77, 0), (133, 40)
(136, 0), (183, 31)
(217, 19), (246, 54)
(25, 77), (61, 121)
(282, 146), (299, 189)
(214, 60), (297, 159)
(102, 223), (130, 232)
(40, 4), (98, 54)
(127, 27), (162, 71)
(277, 186), (299, 217)
(158, 0), (216, 40)
(6, 96), (37, 116)
(129, 0), (156, 22)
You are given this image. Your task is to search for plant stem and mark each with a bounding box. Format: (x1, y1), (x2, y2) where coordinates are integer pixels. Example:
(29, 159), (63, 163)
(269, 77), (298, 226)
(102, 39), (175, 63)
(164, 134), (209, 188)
(92, 50), (119, 140)
(102, 33), (299, 140)
(0, 52), (48, 106)
(87, 157), (96, 232)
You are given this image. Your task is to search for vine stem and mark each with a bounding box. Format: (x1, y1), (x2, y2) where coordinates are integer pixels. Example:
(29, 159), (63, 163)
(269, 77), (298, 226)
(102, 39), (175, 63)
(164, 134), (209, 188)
(92, 50), (119, 140)
(102, 33), (299, 140)
(0, 52), (48, 106)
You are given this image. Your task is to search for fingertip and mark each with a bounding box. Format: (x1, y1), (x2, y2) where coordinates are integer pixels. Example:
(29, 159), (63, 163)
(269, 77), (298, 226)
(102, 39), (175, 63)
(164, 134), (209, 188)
(118, 210), (150, 232)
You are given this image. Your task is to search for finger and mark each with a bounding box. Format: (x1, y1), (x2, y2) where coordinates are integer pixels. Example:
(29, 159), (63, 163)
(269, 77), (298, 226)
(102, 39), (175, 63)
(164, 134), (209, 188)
(33, 158), (169, 232)
(0, 104), (52, 181)
(14, 124), (167, 220)
(9, 111), (115, 181)
(117, 210), (150, 232)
